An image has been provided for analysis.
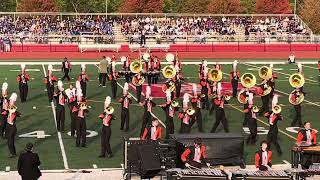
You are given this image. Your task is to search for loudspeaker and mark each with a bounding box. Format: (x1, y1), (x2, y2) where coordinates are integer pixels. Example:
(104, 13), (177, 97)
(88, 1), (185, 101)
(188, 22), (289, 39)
(138, 144), (161, 178)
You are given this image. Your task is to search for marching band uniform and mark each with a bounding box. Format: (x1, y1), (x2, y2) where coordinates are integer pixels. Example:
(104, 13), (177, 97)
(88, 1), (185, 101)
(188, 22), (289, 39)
(164, 80), (175, 101)
(109, 61), (119, 99)
(4, 93), (20, 157)
(211, 84), (229, 133)
(78, 65), (89, 98)
(178, 110), (193, 134)
(17, 64), (30, 102)
(257, 80), (270, 114)
(190, 84), (204, 132)
(240, 89), (251, 127)
(98, 99), (114, 158)
(139, 96), (156, 136)
(174, 73), (183, 98)
(290, 88), (304, 127)
(118, 83), (132, 131)
(244, 93), (257, 144)
(53, 81), (67, 132)
(160, 101), (179, 139)
(229, 61), (240, 98)
(122, 56), (131, 83)
(98, 56), (110, 87)
(61, 57), (72, 81)
(152, 57), (161, 84)
(133, 73), (143, 102)
(141, 120), (162, 140)
(0, 83), (9, 137)
(72, 101), (89, 147)
(264, 99), (283, 154)
(198, 60), (207, 78)
(181, 139), (208, 168)
(43, 65), (57, 102)
(255, 146), (272, 171)
(199, 77), (210, 109)
(144, 60), (154, 86)
(65, 84), (77, 137)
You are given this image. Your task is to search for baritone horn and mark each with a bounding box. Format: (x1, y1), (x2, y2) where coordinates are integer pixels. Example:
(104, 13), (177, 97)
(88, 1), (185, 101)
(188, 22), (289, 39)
(105, 106), (114, 114)
(162, 65), (177, 79)
(289, 73), (305, 88)
(208, 69), (223, 82)
(289, 90), (304, 105)
(130, 60), (143, 73)
(240, 73), (256, 88)
(132, 75), (145, 86)
(259, 66), (272, 80)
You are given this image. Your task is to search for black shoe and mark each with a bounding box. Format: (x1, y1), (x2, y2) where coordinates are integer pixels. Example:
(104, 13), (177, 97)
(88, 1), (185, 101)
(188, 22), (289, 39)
(76, 144), (80, 147)
(99, 155), (105, 158)
(124, 128), (129, 132)
(107, 154), (113, 158)
(82, 145), (87, 148)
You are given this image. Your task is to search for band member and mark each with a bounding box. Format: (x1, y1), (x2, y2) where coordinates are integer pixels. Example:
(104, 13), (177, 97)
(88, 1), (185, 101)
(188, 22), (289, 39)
(199, 75), (210, 109)
(152, 56), (161, 84)
(0, 82), (9, 138)
(198, 60), (208, 78)
(257, 79), (270, 114)
(181, 138), (210, 168)
(122, 56), (131, 83)
(72, 99), (89, 148)
(18, 143), (42, 180)
(244, 93), (258, 145)
(290, 87), (304, 127)
(173, 53), (182, 72)
(43, 65), (57, 102)
(183, 93), (191, 112)
(78, 64), (89, 98)
(98, 96), (115, 158)
(178, 107), (195, 134)
(255, 140), (272, 171)
(296, 122), (317, 145)
(65, 84), (76, 137)
(141, 119), (162, 140)
(98, 56), (110, 87)
(61, 57), (72, 81)
(164, 79), (175, 101)
(109, 61), (119, 99)
(268, 64), (277, 98)
(190, 84), (204, 132)
(264, 95), (283, 154)
(118, 83), (132, 131)
(211, 83), (229, 133)
(143, 57), (153, 86)
(139, 89), (156, 136)
(132, 73), (144, 103)
(240, 88), (251, 127)
(288, 53), (295, 64)
(54, 81), (67, 132)
(174, 73), (184, 98)
(229, 60), (240, 98)
(3, 93), (20, 157)
(17, 64), (30, 103)
(159, 100), (179, 139)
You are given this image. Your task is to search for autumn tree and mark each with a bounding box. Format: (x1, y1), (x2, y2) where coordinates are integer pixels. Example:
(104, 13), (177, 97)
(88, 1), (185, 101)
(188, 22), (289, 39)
(299, 0), (320, 33)
(17, 0), (58, 12)
(256, 0), (292, 14)
(208, 0), (242, 14)
(118, 0), (164, 13)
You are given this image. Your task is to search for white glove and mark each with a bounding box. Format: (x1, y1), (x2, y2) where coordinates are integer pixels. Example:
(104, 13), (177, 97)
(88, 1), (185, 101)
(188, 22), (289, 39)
(185, 163), (190, 168)
(206, 163), (210, 167)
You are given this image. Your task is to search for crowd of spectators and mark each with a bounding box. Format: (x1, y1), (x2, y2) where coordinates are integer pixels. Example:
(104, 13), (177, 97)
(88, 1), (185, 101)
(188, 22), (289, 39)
(119, 16), (311, 44)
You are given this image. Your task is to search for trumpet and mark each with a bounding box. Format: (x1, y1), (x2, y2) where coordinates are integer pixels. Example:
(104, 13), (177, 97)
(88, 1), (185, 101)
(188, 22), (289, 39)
(130, 60), (143, 74)
(240, 73), (256, 88)
(259, 66), (272, 80)
(237, 89), (248, 104)
(132, 75), (145, 86)
(162, 65), (177, 79)
(208, 69), (223, 82)
(104, 106), (114, 114)
(272, 105), (282, 114)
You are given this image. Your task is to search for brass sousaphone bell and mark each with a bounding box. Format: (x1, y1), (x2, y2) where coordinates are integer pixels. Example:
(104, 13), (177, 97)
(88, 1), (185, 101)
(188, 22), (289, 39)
(259, 66), (272, 80)
(237, 89), (248, 104)
(288, 73), (305, 105)
(208, 69), (223, 82)
(162, 65), (177, 79)
(171, 100), (179, 107)
(8, 105), (17, 113)
(130, 60), (143, 74)
(240, 73), (256, 88)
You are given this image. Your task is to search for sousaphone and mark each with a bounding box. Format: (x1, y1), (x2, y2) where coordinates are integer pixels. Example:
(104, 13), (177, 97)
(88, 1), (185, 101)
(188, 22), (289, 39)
(162, 65), (177, 79)
(130, 60), (143, 74)
(208, 69), (223, 82)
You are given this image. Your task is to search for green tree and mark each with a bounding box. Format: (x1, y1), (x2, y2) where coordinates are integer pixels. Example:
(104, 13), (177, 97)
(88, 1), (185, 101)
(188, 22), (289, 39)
(178, 0), (211, 13)
(164, 0), (178, 13)
(299, 0), (320, 33)
(241, 0), (256, 14)
(0, 0), (17, 12)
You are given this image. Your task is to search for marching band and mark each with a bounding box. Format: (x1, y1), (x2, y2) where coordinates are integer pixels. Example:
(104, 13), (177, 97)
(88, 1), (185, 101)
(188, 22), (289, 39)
(1, 53), (318, 173)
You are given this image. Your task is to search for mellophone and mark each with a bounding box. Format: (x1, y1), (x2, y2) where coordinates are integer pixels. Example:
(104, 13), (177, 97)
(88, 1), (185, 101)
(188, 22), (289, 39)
(166, 168), (292, 180)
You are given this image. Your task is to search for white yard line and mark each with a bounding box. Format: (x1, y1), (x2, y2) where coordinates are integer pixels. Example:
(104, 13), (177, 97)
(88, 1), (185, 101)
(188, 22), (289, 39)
(42, 64), (69, 169)
(302, 64), (318, 70)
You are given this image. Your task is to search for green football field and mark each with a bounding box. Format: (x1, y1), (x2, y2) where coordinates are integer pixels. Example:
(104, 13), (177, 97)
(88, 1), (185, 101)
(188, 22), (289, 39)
(0, 59), (319, 171)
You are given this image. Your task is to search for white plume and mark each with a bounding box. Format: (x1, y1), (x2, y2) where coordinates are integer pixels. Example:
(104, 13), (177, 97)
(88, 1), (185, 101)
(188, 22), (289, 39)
(9, 93), (17, 105)
(203, 60), (207, 67)
(123, 82), (129, 94)
(272, 94), (279, 108)
(21, 64), (26, 71)
(104, 96), (111, 108)
(183, 93), (190, 110)
(106, 57), (111, 63)
(297, 63), (302, 72)
(192, 83), (197, 96)
(112, 61), (116, 72)
(248, 93), (254, 105)
(58, 80), (64, 91)
(270, 63), (273, 69)
(2, 82), (8, 91)
(233, 60), (238, 71)
(146, 86), (151, 98)
(81, 64), (86, 72)
(48, 64), (53, 72)
(217, 82), (222, 96)
(166, 89), (171, 102)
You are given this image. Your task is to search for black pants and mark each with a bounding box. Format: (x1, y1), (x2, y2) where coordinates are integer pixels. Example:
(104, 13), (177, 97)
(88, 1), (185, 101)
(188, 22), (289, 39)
(56, 105), (65, 132)
(201, 88), (209, 109)
(190, 109), (203, 132)
(120, 108), (129, 131)
(69, 105), (76, 137)
(261, 95), (270, 114)
(99, 73), (107, 86)
(291, 105), (302, 127)
(111, 80), (117, 98)
(267, 125), (282, 154)
(124, 74), (131, 83)
(231, 79), (238, 97)
(140, 35), (146, 45)
(175, 82), (181, 98)
(80, 82), (87, 98)
(19, 83), (28, 102)
(147, 75), (152, 86)
(247, 117), (257, 145)
(6, 123), (16, 155)
(76, 117), (86, 147)
(47, 85), (54, 102)
(180, 123), (191, 134)
(211, 108), (229, 133)
(101, 125), (112, 156)
(140, 111), (152, 136)
(62, 69), (70, 81)
(165, 116), (174, 139)
(136, 85), (142, 103)
(0, 114), (7, 137)
(152, 75), (159, 84)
